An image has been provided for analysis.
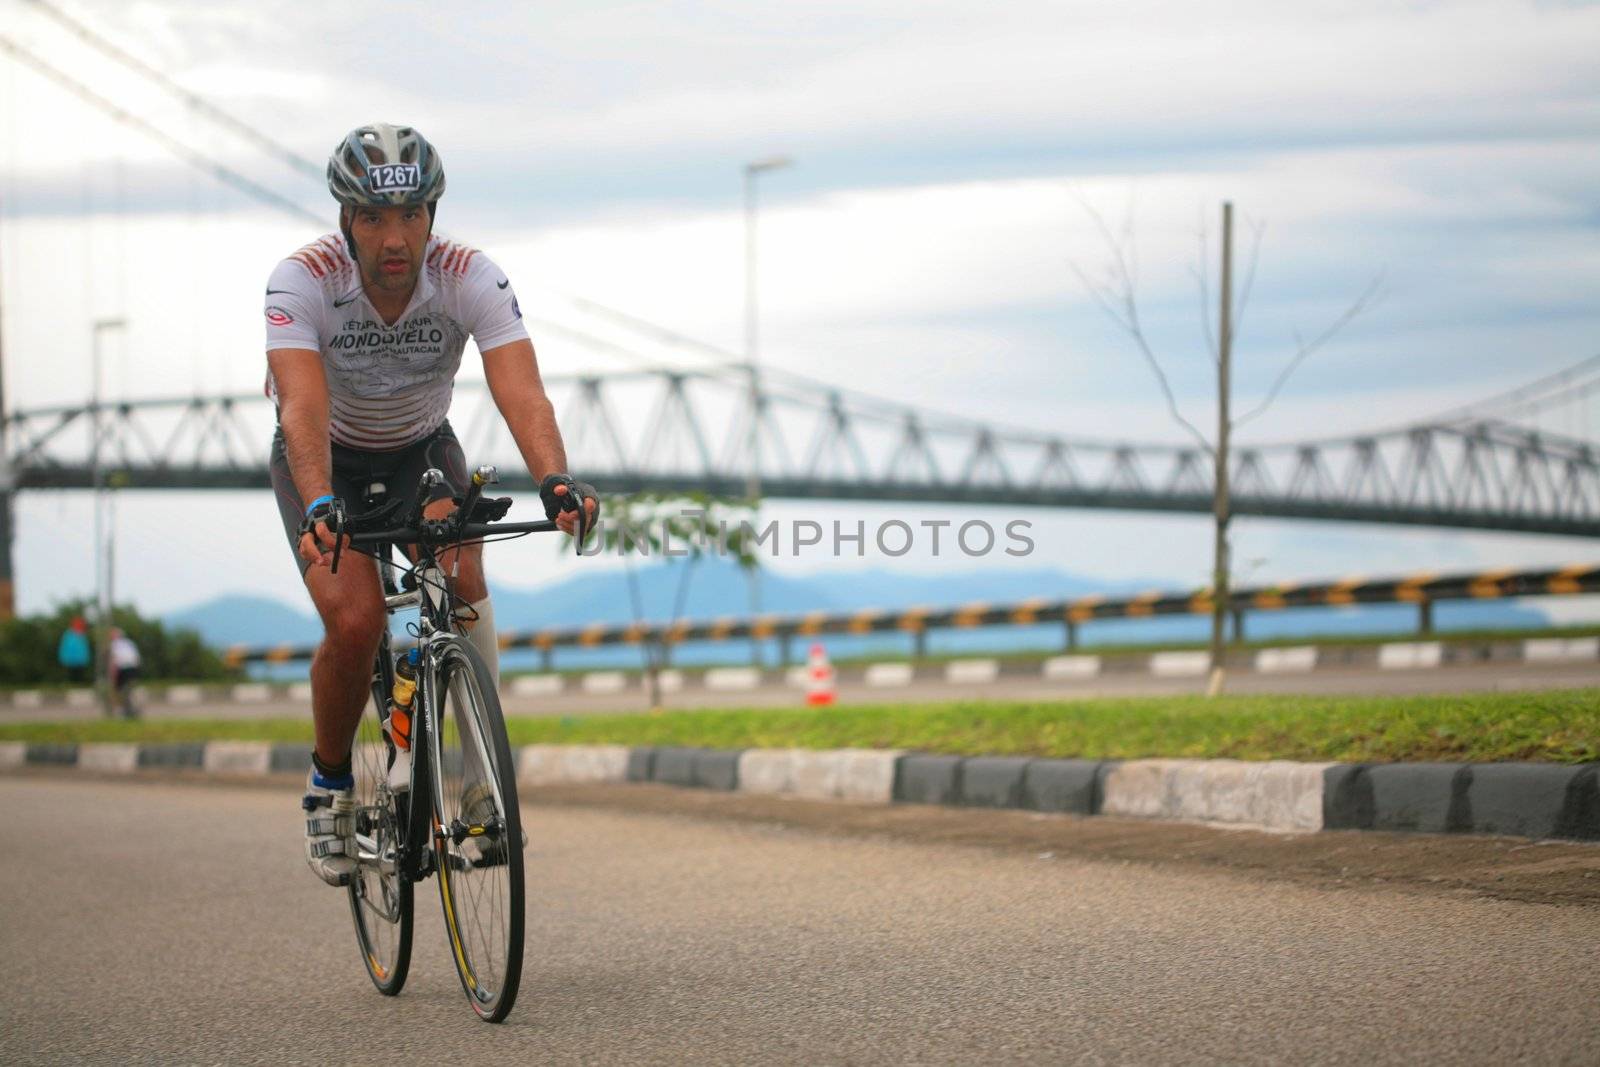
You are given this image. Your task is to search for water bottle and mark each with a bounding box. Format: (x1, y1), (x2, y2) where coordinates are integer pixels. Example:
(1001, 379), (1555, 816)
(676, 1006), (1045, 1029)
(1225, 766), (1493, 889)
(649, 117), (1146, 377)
(386, 649), (420, 792)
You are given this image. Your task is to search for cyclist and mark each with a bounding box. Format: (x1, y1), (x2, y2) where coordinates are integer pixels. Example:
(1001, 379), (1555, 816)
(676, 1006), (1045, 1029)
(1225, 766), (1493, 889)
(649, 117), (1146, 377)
(264, 123), (597, 886)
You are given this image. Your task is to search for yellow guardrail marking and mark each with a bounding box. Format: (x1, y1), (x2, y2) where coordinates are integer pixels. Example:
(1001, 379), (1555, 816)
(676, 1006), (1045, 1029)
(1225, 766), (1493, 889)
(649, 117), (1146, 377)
(1126, 591), (1160, 618)
(227, 564), (1600, 661)
(953, 602), (988, 628)
(1395, 573), (1434, 603)
(1325, 575), (1366, 605)
(1010, 598), (1048, 625)
(1549, 564), (1596, 595)
(897, 607), (930, 632)
(848, 610), (880, 634)
(1468, 569), (1512, 598)
(1068, 595), (1103, 623)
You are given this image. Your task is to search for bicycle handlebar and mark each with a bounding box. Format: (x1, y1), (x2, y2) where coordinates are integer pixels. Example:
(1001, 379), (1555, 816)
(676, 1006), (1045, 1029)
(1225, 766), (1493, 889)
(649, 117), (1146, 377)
(346, 518), (559, 547)
(327, 464), (590, 574)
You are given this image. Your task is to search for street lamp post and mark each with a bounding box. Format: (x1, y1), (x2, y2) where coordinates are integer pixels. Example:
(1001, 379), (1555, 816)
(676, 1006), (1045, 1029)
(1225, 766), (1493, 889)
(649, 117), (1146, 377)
(91, 317), (125, 716)
(742, 154), (792, 502)
(742, 155), (791, 664)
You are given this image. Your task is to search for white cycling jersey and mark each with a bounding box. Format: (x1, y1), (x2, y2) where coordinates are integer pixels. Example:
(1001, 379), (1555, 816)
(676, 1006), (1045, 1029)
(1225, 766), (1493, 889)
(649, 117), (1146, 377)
(263, 233), (529, 451)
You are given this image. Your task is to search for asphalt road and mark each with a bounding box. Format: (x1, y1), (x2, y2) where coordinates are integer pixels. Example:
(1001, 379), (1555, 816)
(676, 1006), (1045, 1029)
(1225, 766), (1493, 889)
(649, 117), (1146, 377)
(3, 776), (1597, 1064)
(4, 659), (1597, 723)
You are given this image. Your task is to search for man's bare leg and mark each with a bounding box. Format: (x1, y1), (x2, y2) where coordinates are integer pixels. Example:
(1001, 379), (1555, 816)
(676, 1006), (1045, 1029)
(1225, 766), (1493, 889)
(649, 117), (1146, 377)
(303, 553), (386, 767)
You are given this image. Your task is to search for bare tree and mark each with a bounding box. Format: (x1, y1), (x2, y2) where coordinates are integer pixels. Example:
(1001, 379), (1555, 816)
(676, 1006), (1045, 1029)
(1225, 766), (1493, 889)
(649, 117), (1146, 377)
(1071, 196), (1383, 695)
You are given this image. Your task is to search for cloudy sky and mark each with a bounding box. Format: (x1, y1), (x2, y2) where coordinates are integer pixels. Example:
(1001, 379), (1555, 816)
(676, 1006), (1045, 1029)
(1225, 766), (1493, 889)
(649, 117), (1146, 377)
(1, 0), (1597, 620)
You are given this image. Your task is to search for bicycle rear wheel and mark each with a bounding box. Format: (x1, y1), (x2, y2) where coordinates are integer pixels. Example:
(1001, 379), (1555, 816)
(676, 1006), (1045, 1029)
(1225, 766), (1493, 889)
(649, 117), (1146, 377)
(430, 636), (524, 1023)
(348, 666), (414, 995)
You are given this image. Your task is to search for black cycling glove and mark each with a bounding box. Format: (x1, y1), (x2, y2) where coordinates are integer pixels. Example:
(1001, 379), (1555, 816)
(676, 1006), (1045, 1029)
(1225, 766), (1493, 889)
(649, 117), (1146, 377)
(538, 474), (598, 522)
(297, 495), (345, 542)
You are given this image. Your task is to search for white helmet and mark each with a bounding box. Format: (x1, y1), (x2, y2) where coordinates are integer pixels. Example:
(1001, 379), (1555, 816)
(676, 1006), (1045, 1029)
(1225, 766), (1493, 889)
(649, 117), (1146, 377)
(327, 123), (446, 207)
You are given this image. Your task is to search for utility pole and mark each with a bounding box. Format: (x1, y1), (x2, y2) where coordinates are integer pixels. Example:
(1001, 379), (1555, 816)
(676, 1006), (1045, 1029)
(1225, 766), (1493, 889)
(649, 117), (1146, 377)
(0, 208), (13, 620)
(91, 317), (125, 716)
(1206, 203), (1233, 698)
(741, 155), (791, 664)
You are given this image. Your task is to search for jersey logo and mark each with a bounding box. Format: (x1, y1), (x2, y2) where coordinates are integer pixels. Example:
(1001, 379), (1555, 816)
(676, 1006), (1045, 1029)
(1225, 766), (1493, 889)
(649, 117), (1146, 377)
(496, 278), (509, 289)
(334, 291), (360, 308)
(368, 163), (421, 194)
(266, 306), (294, 327)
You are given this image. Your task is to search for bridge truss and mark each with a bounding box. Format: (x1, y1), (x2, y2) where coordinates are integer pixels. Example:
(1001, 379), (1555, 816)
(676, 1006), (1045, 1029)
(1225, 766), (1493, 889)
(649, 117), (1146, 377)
(4, 363), (1598, 537)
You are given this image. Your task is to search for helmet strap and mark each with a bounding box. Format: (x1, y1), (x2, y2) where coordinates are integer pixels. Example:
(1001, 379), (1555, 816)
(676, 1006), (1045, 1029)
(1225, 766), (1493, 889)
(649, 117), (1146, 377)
(338, 205), (357, 261)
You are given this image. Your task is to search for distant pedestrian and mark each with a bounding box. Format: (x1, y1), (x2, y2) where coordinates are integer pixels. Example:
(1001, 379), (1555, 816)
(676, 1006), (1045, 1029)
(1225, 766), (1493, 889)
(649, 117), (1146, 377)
(58, 616), (91, 685)
(109, 628), (142, 720)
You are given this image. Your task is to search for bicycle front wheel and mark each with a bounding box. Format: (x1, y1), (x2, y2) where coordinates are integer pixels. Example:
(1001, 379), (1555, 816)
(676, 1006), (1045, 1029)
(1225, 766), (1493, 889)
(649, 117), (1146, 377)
(430, 636), (524, 1023)
(348, 670), (414, 996)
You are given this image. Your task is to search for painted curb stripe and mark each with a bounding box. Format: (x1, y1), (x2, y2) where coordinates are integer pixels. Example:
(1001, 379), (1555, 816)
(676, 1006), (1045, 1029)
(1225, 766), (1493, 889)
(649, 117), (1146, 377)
(77, 743), (140, 774)
(1042, 655), (1100, 680)
(1149, 651), (1210, 678)
(3, 740), (1593, 842)
(864, 663), (914, 688)
(203, 742), (272, 776)
(704, 667), (761, 691)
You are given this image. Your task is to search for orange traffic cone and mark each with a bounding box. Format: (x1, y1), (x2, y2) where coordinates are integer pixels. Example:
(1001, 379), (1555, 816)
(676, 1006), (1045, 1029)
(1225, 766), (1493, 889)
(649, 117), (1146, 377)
(806, 642), (836, 706)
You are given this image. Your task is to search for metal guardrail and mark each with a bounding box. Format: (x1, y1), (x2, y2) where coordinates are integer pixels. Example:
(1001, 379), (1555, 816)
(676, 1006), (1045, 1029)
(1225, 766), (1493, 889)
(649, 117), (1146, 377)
(222, 563), (1600, 667)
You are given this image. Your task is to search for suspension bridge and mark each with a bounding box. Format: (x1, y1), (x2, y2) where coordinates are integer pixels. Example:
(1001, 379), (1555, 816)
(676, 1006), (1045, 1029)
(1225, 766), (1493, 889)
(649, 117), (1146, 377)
(4, 352), (1599, 539)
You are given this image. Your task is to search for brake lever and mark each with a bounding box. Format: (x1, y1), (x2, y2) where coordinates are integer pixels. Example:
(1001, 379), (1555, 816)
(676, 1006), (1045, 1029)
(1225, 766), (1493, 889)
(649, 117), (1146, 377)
(576, 501), (590, 555)
(329, 499), (349, 574)
(541, 474), (590, 556)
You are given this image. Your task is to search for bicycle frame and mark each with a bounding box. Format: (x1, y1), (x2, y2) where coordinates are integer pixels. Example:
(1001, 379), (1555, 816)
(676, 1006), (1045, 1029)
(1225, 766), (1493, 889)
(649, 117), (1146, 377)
(354, 473), (560, 890)
(369, 546), (458, 887)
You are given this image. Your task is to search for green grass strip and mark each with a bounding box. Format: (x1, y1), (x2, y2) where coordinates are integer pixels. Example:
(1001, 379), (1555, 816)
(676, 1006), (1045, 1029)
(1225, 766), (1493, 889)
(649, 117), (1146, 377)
(3, 689), (1596, 763)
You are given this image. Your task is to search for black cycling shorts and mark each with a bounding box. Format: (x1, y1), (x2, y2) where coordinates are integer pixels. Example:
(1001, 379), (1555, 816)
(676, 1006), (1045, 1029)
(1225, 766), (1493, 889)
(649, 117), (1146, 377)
(269, 421), (468, 575)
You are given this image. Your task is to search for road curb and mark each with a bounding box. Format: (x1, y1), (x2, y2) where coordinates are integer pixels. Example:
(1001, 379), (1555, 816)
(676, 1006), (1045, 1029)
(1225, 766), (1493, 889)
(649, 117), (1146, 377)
(3, 741), (1596, 842)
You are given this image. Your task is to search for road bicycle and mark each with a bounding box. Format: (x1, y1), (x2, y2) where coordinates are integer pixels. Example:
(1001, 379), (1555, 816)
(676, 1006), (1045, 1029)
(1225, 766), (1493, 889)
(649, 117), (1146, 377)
(324, 463), (581, 1023)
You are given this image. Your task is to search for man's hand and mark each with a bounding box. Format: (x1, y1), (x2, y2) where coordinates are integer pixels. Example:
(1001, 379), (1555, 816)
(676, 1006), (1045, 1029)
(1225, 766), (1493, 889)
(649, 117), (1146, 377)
(297, 498), (349, 569)
(539, 475), (599, 541)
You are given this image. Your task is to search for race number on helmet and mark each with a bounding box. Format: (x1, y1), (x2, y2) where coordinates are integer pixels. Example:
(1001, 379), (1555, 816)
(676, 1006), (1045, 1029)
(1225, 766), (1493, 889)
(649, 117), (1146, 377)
(327, 123), (447, 207)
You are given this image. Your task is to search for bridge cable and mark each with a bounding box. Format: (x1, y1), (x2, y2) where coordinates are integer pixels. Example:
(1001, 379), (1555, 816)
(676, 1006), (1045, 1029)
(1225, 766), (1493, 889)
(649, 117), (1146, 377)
(1429, 352), (1600, 425)
(20, 0), (324, 180)
(0, 35), (324, 226)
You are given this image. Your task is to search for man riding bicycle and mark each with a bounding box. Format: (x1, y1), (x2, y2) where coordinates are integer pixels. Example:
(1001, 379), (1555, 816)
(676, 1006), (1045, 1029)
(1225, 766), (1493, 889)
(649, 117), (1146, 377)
(264, 123), (597, 886)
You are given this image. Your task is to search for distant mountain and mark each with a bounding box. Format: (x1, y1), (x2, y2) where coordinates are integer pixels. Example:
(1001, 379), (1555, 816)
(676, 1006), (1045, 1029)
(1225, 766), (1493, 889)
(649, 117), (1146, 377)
(166, 594), (322, 647)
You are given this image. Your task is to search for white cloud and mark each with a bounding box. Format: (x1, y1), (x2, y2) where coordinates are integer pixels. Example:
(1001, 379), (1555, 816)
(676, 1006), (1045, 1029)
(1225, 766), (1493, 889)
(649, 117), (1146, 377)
(1, 0), (1596, 623)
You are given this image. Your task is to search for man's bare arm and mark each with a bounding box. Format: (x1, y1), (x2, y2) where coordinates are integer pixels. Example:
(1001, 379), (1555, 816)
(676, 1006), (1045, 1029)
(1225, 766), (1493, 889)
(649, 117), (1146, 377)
(481, 338), (568, 480)
(268, 349), (345, 566)
(268, 349), (335, 507)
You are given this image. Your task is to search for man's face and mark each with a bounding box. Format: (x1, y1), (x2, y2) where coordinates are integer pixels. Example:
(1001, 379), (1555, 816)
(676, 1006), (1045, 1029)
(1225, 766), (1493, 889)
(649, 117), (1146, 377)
(347, 204), (431, 295)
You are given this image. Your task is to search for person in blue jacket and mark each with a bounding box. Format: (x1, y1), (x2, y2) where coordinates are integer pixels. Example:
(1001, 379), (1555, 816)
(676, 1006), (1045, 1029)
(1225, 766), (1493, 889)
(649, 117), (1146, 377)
(57, 615), (91, 685)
